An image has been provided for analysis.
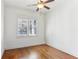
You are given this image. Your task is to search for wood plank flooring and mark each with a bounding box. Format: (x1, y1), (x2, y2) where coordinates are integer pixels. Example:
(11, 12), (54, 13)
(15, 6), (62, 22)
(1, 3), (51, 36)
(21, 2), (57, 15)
(2, 44), (77, 59)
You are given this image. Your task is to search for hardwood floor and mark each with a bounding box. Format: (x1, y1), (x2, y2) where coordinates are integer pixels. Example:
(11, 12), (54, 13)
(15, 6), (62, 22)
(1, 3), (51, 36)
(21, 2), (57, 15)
(2, 44), (77, 59)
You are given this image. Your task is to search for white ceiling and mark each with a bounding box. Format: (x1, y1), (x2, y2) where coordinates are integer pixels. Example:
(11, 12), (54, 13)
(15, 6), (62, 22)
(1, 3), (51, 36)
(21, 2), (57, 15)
(4, 0), (56, 13)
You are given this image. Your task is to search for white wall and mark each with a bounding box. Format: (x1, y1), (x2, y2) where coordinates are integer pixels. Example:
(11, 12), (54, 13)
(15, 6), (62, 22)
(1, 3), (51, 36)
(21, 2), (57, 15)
(4, 6), (45, 49)
(1, 0), (5, 57)
(46, 0), (78, 57)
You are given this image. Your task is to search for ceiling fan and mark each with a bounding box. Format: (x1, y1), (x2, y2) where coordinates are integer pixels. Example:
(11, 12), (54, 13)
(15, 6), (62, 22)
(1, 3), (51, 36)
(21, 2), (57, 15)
(27, 0), (54, 11)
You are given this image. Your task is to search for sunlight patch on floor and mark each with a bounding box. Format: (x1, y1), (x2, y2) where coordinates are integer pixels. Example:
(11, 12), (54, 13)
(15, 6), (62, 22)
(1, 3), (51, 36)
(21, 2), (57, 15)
(20, 52), (39, 59)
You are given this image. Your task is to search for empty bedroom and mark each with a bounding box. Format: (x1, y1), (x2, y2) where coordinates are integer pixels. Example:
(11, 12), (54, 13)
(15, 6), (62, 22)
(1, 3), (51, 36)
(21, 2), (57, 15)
(1, 0), (78, 59)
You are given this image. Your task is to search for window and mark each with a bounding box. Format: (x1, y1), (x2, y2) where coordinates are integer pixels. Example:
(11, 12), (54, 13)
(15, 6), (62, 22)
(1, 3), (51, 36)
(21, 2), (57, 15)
(29, 20), (37, 36)
(17, 17), (37, 37)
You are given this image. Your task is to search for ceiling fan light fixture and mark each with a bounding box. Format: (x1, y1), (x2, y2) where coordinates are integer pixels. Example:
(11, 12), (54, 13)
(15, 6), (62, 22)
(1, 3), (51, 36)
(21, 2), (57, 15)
(37, 4), (44, 8)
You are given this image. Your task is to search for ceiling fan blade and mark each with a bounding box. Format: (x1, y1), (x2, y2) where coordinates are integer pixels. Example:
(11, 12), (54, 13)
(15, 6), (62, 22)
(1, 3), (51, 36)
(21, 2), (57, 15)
(36, 8), (39, 11)
(44, 0), (54, 3)
(44, 6), (50, 9)
(39, 0), (43, 2)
